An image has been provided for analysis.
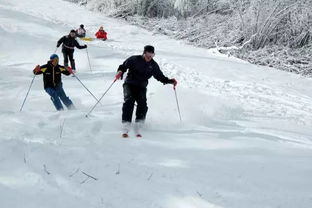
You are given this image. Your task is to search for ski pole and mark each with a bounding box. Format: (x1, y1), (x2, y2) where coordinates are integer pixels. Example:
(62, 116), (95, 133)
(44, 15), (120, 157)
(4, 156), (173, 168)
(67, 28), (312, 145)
(53, 47), (58, 53)
(59, 118), (66, 139)
(86, 48), (92, 72)
(20, 74), (36, 112)
(85, 78), (117, 117)
(173, 86), (182, 122)
(73, 73), (102, 105)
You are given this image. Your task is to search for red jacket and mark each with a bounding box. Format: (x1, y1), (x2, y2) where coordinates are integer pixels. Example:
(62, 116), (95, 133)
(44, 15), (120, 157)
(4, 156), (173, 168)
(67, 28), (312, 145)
(95, 30), (107, 39)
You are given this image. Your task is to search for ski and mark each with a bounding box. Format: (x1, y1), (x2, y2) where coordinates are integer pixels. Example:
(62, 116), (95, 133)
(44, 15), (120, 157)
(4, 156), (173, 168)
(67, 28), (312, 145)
(122, 133), (129, 138)
(121, 133), (142, 138)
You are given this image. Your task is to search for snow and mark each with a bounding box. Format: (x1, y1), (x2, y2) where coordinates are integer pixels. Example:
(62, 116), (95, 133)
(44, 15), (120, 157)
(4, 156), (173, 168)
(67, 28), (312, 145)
(1, 0), (312, 207)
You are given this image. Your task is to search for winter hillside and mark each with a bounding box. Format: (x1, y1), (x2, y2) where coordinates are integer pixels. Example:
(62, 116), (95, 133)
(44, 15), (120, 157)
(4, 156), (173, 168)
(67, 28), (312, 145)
(1, 0), (312, 208)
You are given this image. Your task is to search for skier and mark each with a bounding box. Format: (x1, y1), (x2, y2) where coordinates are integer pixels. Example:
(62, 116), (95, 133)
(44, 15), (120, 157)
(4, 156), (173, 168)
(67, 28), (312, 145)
(56, 29), (87, 72)
(115, 45), (177, 138)
(95, 26), (107, 41)
(76, 24), (86, 38)
(33, 54), (75, 111)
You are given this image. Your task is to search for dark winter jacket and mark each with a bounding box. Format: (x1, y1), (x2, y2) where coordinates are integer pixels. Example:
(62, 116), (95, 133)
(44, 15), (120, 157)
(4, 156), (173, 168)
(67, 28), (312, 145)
(117, 55), (173, 88)
(57, 35), (86, 52)
(33, 61), (71, 89)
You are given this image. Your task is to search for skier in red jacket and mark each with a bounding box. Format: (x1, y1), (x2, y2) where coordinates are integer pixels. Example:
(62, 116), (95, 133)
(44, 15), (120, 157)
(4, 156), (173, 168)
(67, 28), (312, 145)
(95, 26), (107, 40)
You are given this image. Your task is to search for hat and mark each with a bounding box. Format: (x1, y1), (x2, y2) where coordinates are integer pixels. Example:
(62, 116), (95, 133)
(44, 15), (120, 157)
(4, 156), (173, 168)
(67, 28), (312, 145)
(70, 29), (76, 33)
(50, 54), (59, 60)
(144, 45), (155, 53)
(80, 24), (84, 28)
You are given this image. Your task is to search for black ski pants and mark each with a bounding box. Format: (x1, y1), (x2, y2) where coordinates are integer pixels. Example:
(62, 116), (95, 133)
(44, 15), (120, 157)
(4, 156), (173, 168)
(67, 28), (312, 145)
(62, 49), (76, 70)
(122, 83), (148, 123)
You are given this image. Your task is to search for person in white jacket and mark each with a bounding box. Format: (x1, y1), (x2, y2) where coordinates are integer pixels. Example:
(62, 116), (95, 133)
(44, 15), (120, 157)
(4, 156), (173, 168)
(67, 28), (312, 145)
(76, 24), (86, 38)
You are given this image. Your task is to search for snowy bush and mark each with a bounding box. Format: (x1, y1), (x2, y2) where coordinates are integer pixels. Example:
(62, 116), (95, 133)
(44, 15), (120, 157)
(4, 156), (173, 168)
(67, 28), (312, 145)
(65, 0), (312, 75)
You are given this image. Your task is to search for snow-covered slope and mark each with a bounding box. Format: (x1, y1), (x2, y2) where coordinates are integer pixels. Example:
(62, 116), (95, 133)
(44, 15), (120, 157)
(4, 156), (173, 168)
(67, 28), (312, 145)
(1, 0), (312, 208)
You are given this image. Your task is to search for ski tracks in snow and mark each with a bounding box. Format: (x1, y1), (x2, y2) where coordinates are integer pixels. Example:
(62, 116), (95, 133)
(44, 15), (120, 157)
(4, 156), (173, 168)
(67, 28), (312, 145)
(157, 59), (312, 126)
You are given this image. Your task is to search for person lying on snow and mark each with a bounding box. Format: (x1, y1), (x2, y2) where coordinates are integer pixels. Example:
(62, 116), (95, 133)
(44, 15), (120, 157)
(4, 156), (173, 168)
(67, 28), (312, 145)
(33, 54), (75, 111)
(76, 24), (86, 38)
(95, 26), (107, 40)
(57, 29), (87, 72)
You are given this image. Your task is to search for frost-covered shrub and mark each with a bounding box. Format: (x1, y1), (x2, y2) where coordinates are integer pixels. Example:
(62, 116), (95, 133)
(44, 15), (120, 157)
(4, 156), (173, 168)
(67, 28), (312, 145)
(65, 0), (312, 75)
(232, 0), (312, 50)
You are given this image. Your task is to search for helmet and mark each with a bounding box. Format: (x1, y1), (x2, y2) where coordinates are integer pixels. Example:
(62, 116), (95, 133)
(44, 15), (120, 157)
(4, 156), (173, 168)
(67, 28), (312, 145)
(50, 54), (59, 60)
(80, 24), (84, 28)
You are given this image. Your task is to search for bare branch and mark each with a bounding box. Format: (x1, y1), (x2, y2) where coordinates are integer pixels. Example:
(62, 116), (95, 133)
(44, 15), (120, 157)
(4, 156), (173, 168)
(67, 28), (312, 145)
(24, 153), (27, 164)
(147, 173), (153, 181)
(81, 171), (98, 181)
(59, 118), (66, 139)
(69, 168), (80, 177)
(43, 164), (51, 175)
(197, 191), (203, 198)
(115, 164), (120, 175)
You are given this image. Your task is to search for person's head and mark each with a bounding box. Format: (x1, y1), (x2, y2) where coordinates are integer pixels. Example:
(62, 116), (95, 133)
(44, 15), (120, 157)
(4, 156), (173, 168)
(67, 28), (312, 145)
(143, 45), (155, 62)
(99, 26), (104, 31)
(80, 24), (84, 28)
(69, 29), (76, 37)
(50, 54), (59, 66)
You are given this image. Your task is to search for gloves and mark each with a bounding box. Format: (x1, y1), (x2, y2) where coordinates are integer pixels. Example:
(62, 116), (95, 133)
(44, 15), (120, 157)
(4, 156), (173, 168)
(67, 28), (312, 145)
(56, 44), (60, 48)
(33, 65), (41, 74)
(170, 78), (177, 88)
(66, 66), (74, 74)
(115, 71), (123, 80)
(84, 44), (87, 48)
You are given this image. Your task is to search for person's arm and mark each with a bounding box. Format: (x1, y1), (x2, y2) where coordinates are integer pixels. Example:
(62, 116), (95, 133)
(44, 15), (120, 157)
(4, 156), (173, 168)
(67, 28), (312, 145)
(117, 56), (134, 73)
(82, 29), (86, 37)
(74, 39), (87, 49)
(56, 36), (65, 47)
(33, 64), (47, 75)
(59, 65), (71, 76)
(152, 62), (178, 86)
(115, 56), (134, 80)
(152, 62), (171, 84)
(104, 31), (107, 40)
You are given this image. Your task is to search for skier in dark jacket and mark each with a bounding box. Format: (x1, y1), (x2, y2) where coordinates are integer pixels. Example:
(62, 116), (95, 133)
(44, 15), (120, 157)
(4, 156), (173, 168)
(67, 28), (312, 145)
(57, 29), (87, 71)
(33, 54), (75, 111)
(115, 45), (177, 137)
